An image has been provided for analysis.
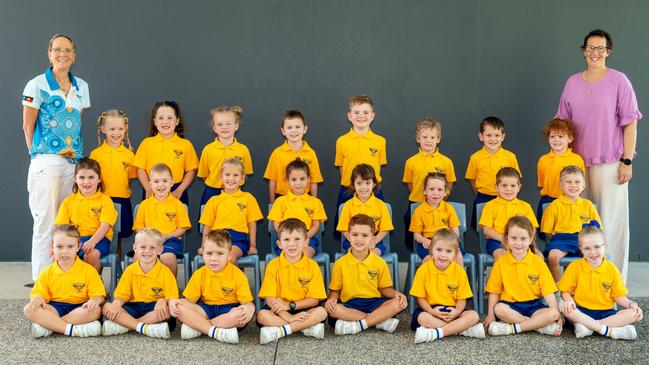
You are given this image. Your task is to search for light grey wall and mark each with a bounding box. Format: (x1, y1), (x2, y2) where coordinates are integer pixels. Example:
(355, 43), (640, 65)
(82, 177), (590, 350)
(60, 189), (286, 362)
(1, 0), (647, 260)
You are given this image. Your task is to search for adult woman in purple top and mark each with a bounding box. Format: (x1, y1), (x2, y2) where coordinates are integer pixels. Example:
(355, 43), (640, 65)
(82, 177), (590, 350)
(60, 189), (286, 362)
(556, 29), (641, 280)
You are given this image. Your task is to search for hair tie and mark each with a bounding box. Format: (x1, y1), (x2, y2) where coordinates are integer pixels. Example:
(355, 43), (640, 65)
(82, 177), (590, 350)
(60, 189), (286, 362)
(582, 220), (601, 229)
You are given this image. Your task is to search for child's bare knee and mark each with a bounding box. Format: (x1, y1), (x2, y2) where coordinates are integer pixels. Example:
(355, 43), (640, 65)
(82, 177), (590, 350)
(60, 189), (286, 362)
(465, 309), (480, 323)
(493, 303), (507, 316)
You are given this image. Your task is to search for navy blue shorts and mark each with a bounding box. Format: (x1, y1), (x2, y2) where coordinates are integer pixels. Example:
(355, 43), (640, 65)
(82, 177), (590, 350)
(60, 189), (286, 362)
(498, 298), (548, 319)
(544, 233), (581, 256)
(536, 195), (556, 240)
(343, 238), (386, 256)
(327, 297), (390, 327)
(333, 186), (384, 239)
(577, 305), (617, 320)
(49, 301), (83, 317)
(486, 238), (504, 255)
(200, 186), (223, 206)
(416, 242), (465, 259)
(227, 230), (250, 256)
(123, 301), (176, 331)
(274, 236), (320, 256)
(78, 236), (110, 258)
(198, 302), (239, 319)
(410, 305), (453, 330)
(257, 304), (325, 328)
(111, 197), (134, 238)
(142, 183), (188, 205)
(471, 192), (496, 229)
(162, 236), (183, 257)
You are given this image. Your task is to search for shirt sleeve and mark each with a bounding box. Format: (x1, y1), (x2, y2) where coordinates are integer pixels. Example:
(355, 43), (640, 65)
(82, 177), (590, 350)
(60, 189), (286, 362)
(197, 146), (210, 179)
(267, 198), (284, 222)
(113, 266), (133, 302)
(306, 262), (327, 300)
(258, 260), (278, 299)
(379, 137), (387, 165)
(465, 154), (477, 180)
(447, 204), (461, 229)
(242, 146), (254, 175)
(263, 150), (278, 181)
(478, 202), (494, 228)
(538, 262), (558, 296)
(131, 140), (148, 170)
(235, 270), (254, 303)
(30, 268), (51, 301)
(132, 202), (145, 231)
(245, 195), (264, 223)
(555, 80), (573, 120)
(199, 198), (217, 227)
(402, 158), (413, 183)
(336, 203), (351, 232)
(408, 264), (427, 298)
(536, 157), (544, 188)
(610, 265), (629, 298)
(312, 198), (327, 221)
(54, 197), (71, 225)
(445, 158), (457, 183)
(164, 269), (180, 299)
(22, 78), (42, 109)
(309, 153), (324, 183)
(334, 137), (343, 167)
(182, 268), (202, 302)
(329, 260), (343, 291)
(377, 202), (394, 232)
(485, 260), (504, 294)
(86, 267), (107, 298)
(456, 268), (473, 300)
(557, 261), (578, 294)
(100, 196), (118, 226)
(78, 79), (91, 109)
(616, 74), (643, 126)
(176, 202), (192, 230)
(377, 259), (393, 289)
(511, 154), (521, 176)
(184, 141), (199, 172)
(524, 204), (539, 228)
(540, 204), (557, 234)
(409, 206), (424, 233)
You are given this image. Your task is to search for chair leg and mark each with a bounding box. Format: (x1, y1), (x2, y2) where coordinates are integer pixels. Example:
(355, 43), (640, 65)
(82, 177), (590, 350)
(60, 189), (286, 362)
(407, 255), (417, 315)
(324, 256), (331, 294)
(110, 256), (117, 298)
(470, 260), (478, 312)
(478, 255), (485, 315)
(254, 256), (261, 311)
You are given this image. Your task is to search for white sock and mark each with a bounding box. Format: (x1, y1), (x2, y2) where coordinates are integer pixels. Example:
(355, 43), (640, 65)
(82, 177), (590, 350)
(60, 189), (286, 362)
(599, 324), (610, 337)
(136, 322), (147, 335)
(281, 324), (292, 337)
(64, 324), (74, 336)
(359, 319), (368, 331)
(208, 326), (219, 338)
(434, 327), (444, 339)
(511, 323), (521, 334)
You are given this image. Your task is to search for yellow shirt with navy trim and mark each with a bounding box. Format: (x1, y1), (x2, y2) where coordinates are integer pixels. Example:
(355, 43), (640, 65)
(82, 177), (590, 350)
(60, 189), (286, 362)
(132, 195), (191, 235)
(409, 260), (472, 306)
(259, 252), (327, 302)
(485, 250), (557, 302)
(89, 141), (137, 198)
(465, 147), (520, 196)
(199, 189), (263, 233)
(403, 149), (457, 202)
(558, 258), (627, 310)
(198, 138), (253, 188)
(183, 263), (253, 305)
(132, 133), (199, 183)
(264, 141), (324, 195)
(479, 197), (538, 235)
(31, 257), (106, 304)
(330, 251), (392, 302)
(114, 259), (179, 302)
(55, 191), (117, 241)
(267, 192), (327, 229)
(537, 149), (585, 198)
(336, 194), (393, 233)
(409, 201), (460, 238)
(335, 129), (387, 186)
(540, 195), (601, 235)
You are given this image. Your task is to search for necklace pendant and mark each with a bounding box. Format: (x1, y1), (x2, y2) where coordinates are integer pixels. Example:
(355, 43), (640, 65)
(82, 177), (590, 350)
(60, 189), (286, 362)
(586, 90), (591, 95)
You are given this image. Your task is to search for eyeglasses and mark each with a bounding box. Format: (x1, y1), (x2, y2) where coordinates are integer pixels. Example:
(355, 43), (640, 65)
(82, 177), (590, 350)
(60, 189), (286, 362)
(584, 45), (608, 54)
(51, 47), (74, 55)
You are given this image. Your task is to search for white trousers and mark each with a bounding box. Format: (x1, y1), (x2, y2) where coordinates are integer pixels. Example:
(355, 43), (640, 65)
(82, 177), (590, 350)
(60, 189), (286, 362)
(27, 154), (74, 280)
(585, 163), (630, 281)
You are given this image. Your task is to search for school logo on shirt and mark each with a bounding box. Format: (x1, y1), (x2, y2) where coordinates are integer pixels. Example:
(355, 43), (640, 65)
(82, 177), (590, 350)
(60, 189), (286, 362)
(447, 283), (458, 295)
(580, 215), (590, 223)
(121, 161), (130, 170)
(72, 282), (86, 293)
(601, 281), (612, 292)
(90, 207), (101, 218)
(173, 149), (183, 158)
(300, 157), (312, 164)
(528, 273), (539, 284)
(434, 167), (445, 174)
(165, 212), (176, 222)
(221, 287), (234, 296)
(233, 155), (243, 161)
(367, 270), (378, 279)
(441, 218), (449, 226)
(298, 277), (311, 288)
(151, 287), (163, 298)
(304, 207), (314, 217)
(236, 202), (247, 212)
(368, 147), (378, 156)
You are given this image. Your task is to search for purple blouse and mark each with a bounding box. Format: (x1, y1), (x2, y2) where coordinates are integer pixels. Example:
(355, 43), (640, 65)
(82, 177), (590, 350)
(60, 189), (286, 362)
(556, 68), (642, 166)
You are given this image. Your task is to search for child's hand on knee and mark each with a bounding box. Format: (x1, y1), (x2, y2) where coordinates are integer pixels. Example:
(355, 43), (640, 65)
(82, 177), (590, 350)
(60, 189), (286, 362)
(325, 298), (337, 314)
(395, 292), (407, 309)
(168, 299), (181, 317)
(154, 299), (169, 321)
(290, 311), (310, 322)
(26, 297), (45, 312)
(104, 301), (122, 320)
(563, 299), (575, 315)
(238, 303), (255, 325)
(83, 297), (102, 312)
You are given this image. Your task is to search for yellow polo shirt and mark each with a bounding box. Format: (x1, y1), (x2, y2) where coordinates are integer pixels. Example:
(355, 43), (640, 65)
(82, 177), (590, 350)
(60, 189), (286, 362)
(485, 250), (557, 302)
(335, 129), (387, 186)
(409, 260), (472, 306)
(465, 147), (520, 196)
(259, 252), (327, 302)
(409, 201), (460, 237)
(114, 260), (179, 303)
(132, 195), (191, 235)
(540, 195), (601, 235)
(479, 197), (538, 235)
(403, 149), (456, 202)
(198, 138), (253, 188)
(558, 258), (627, 310)
(31, 257), (106, 303)
(267, 192), (327, 229)
(89, 141), (137, 198)
(199, 189), (262, 233)
(132, 133), (199, 183)
(264, 141), (324, 195)
(55, 191), (117, 241)
(537, 149), (585, 198)
(336, 194), (393, 233)
(183, 263), (253, 305)
(330, 251), (392, 302)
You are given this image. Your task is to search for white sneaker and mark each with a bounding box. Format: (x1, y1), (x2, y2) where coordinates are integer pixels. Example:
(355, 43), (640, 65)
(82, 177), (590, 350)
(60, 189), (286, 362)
(102, 320), (129, 336)
(301, 323), (325, 340)
(334, 320), (361, 335)
(376, 318), (399, 333)
(414, 326), (436, 344)
(460, 323), (486, 339)
(180, 324), (201, 339)
(536, 322), (560, 336)
(142, 323), (170, 339)
(214, 327), (239, 344)
(488, 321), (512, 336)
(30, 323), (52, 338)
(73, 321), (102, 337)
(574, 323), (594, 338)
(610, 325), (637, 340)
(260, 326), (281, 345)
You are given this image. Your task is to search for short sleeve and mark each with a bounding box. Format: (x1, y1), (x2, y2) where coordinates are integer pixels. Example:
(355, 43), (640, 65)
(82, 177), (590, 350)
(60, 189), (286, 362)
(336, 203), (351, 231)
(557, 261), (578, 294)
(182, 269), (202, 302)
(100, 196), (118, 226)
(197, 146), (210, 179)
(524, 204), (539, 228)
(616, 74), (643, 126)
(478, 202), (494, 228)
(22, 78), (41, 109)
(334, 137), (343, 167)
(164, 269), (180, 299)
(456, 268), (473, 300)
(258, 260), (279, 299)
(377, 202), (394, 232)
(447, 204), (460, 229)
(306, 262), (327, 300)
(312, 199), (327, 221)
(589, 203), (602, 227)
(131, 140), (149, 170)
(176, 202), (192, 230)
(510, 154), (521, 176)
(329, 260), (343, 291)
(465, 154), (477, 180)
(376, 259), (393, 289)
(184, 141), (199, 172)
(113, 267), (133, 302)
(402, 158), (414, 183)
(309, 153), (324, 183)
(86, 268), (107, 298)
(132, 203), (145, 231)
(242, 146), (254, 175)
(610, 267), (628, 298)
(540, 204), (557, 234)
(199, 198), (217, 227)
(78, 79), (91, 109)
(378, 138), (387, 165)
(409, 264), (427, 298)
(485, 260), (503, 294)
(444, 158), (457, 182)
(267, 198), (285, 222)
(31, 269), (51, 301)
(538, 263), (558, 296)
(245, 195), (263, 223)
(54, 197), (72, 225)
(263, 150), (279, 181)
(235, 270), (254, 303)
(409, 206), (424, 233)
(536, 157), (544, 188)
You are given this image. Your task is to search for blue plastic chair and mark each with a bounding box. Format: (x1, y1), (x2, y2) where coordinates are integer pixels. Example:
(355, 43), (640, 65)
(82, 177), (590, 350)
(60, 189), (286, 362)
(124, 203), (191, 286)
(100, 202), (122, 297)
(404, 202), (478, 314)
(334, 203), (400, 291)
(192, 204), (261, 310)
(264, 204), (331, 291)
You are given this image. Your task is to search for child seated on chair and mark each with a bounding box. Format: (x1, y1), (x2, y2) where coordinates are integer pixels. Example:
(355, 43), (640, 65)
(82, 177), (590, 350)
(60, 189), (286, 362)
(541, 165), (601, 283)
(410, 228), (484, 343)
(169, 229), (255, 343)
(102, 228), (178, 339)
(24, 224), (105, 338)
(327, 214), (407, 335)
(132, 163), (191, 276)
(480, 167), (539, 261)
(268, 159), (327, 258)
(257, 219), (328, 344)
(559, 225), (642, 340)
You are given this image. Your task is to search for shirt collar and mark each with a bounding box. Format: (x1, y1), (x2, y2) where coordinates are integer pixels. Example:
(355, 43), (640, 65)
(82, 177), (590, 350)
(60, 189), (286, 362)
(99, 140), (125, 153)
(351, 194), (377, 207)
(205, 262), (233, 278)
(493, 196), (520, 206)
(45, 67), (79, 91)
(348, 128), (375, 139)
(581, 257), (609, 273)
(222, 189), (244, 198)
(279, 251), (308, 269)
(424, 260), (453, 276)
(550, 148), (574, 157)
(421, 200), (445, 212)
(73, 191), (102, 201)
(133, 259), (163, 276)
(286, 192), (309, 201)
(154, 133), (179, 142)
(557, 194), (582, 205)
(279, 140), (313, 152)
(150, 194), (175, 204)
(345, 249), (373, 266)
(481, 146), (503, 156)
(212, 138), (239, 149)
(504, 250), (534, 265)
(417, 148), (439, 157)
(52, 256), (83, 274)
